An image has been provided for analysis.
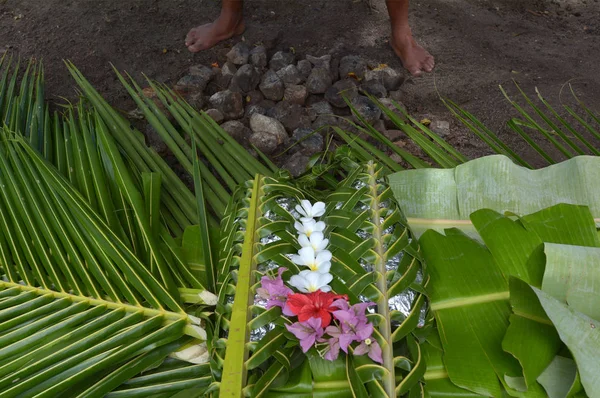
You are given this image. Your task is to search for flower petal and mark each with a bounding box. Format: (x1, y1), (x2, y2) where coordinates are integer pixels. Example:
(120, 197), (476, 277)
(289, 275), (309, 293)
(368, 341), (383, 364)
(315, 261), (331, 274)
(298, 234), (311, 248)
(311, 202), (326, 217)
(316, 250), (332, 264)
(299, 247), (315, 264)
(353, 341), (369, 356)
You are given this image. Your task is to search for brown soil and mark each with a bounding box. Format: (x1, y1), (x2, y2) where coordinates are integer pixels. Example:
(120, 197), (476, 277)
(1, 0), (599, 167)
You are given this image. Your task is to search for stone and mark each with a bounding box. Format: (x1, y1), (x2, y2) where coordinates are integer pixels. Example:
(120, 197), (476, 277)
(266, 102), (308, 133)
(221, 120), (251, 142)
(249, 133), (278, 154)
(188, 64), (214, 83)
(351, 96), (381, 125)
(309, 101), (333, 115)
(175, 74), (210, 93)
(144, 124), (169, 155)
(258, 99), (277, 110)
(306, 54), (331, 70)
(372, 119), (386, 134)
(306, 68), (332, 94)
(284, 85), (308, 105)
(231, 64), (260, 93)
(209, 90), (244, 120)
(186, 91), (205, 109)
(269, 51), (295, 71)
(311, 115), (338, 134)
(360, 80), (387, 98)
(384, 129), (405, 141)
(291, 127), (324, 155)
(226, 42), (251, 65)
(250, 45), (268, 68)
(245, 104), (267, 118)
(215, 62), (237, 89)
(276, 64), (303, 85)
(259, 70), (285, 101)
(249, 113), (288, 145)
(379, 97), (406, 128)
(245, 90), (264, 106)
(324, 79), (358, 108)
(329, 56), (340, 81)
(339, 55), (367, 79)
(389, 90), (403, 102)
(205, 108), (224, 124)
(430, 120), (451, 138)
(364, 66), (404, 91)
(297, 59), (312, 80)
(282, 152), (310, 177)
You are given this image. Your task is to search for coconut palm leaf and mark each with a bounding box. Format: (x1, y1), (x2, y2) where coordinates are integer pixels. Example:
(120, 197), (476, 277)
(207, 160), (427, 397)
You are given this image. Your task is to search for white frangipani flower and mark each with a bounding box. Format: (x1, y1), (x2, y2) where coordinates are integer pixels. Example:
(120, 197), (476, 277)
(295, 200), (326, 222)
(294, 219), (326, 237)
(291, 247), (332, 273)
(298, 232), (329, 252)
(289, 270), (333, 293)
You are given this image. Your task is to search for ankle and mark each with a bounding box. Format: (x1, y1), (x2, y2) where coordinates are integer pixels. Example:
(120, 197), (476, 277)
(217, 10), (243, 27)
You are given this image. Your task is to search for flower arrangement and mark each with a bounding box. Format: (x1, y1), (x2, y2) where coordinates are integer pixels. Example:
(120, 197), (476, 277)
(257, 200), (383, 363)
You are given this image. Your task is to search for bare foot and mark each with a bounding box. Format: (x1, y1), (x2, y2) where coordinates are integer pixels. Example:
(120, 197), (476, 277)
(391, 27), (434, 77)
(186, 15), (245, 52)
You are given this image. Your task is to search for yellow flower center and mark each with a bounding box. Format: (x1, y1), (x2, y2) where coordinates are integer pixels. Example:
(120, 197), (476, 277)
(308, 261), (318, 271)
(365, 338), (372, 345)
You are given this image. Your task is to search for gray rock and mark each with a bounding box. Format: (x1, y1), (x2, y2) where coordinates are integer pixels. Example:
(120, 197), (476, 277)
(250, 45), (268, 68)
(310, 101), (333, 115)
(384, 129), (405, 141)
(186, 91), (205, 109)
(226, 42), (251, 65)
(360, 80), (387, 98)
(215, 62), (238, 89)
(329, 56), (340, 81)
(259, 70), (285, 101)
(245, 104), (267, 118)
(364, 66), (404, 91)
(351, 96), (381, 125)
(249, 133), (278, 154)
(258, 99), (277, 110)
(306, 54), (331, 70)
(205, 108), (224, 124)
(231, 64), (260, 93)
(249, 113), (288, 145)
(284, 85), (308, 105)
(187, 64), (215, 87)
(312, 115), (338, 134)
(221, 120), (251, 142)
(269, 51), (295, 71)
(379, 97), (407, 127)
(297, 59), (312, 80)
(430, 120), (451, 138)
(246, 90), (264, 106)
(276, 64), (303, 85)
(282, 151), (310, 177)
(175, 74), (210, 93)
(324, 79), (358, 108)
(306, 68), (332, 94)
(339, 55), (367, 79)
(291, 127), (324, 155)
(266, 102), (308, 133)
(209, 90), (244, 120)
(144, 124), (169, 155)
(389, 90), (403, 102)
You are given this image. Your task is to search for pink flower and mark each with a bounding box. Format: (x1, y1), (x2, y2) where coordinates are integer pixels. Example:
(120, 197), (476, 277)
(324, 336), (341, 361)
(256, 268), (294, 315)
(354, 337), (383, 364)
(286, 318), (324, 353)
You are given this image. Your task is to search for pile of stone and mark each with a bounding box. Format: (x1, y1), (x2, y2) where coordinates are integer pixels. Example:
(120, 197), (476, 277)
(155, 42), (415, 176)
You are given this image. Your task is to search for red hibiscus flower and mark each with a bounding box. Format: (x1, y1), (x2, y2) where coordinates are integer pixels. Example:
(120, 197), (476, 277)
(287, 290), (348, 327)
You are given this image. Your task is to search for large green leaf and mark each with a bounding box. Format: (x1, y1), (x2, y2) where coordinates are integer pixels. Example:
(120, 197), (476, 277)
(388, 155), (600, 238)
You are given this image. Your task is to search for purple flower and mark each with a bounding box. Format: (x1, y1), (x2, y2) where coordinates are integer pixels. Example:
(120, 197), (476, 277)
(354, 337), (383, 364)
(324, 336), (341, 361)
(286, 318), (324, 353)
(256, 268), (294, 315)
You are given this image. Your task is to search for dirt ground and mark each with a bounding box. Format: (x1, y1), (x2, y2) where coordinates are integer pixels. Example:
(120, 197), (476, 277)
(1, 0), (599, 167)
